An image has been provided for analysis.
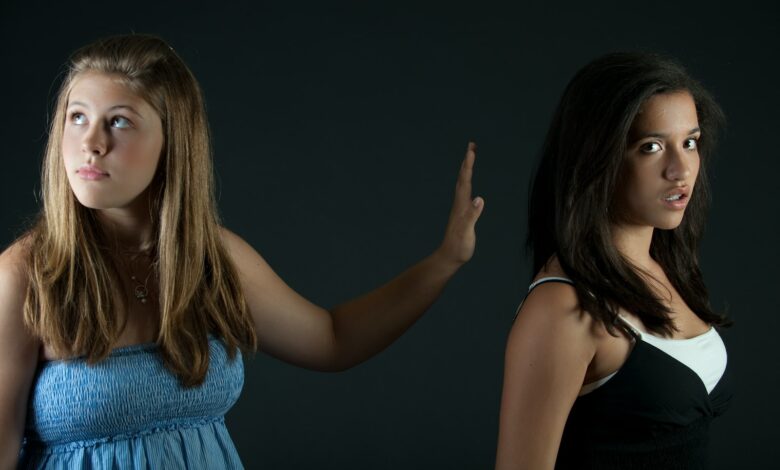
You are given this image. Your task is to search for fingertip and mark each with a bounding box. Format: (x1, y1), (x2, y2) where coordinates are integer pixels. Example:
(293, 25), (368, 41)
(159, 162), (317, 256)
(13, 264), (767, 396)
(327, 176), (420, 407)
(463, 142), (476, 169)
(472, 196), (484, 209)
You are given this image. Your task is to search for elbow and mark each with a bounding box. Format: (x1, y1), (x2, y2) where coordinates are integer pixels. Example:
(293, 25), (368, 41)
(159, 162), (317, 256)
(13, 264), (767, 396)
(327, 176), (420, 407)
(317, 362), (352, 373)
(315, 353), (361, 373)
(311, 344), (367, 373)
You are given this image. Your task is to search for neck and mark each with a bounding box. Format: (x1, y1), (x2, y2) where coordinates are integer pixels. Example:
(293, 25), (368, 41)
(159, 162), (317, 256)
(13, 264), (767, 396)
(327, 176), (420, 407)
(611, 222), (655, 269)
(96, 191), (155, 252)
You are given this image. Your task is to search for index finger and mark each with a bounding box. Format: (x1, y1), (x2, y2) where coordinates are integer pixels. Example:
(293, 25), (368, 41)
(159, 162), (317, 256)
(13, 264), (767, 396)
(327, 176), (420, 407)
(456, 141), (477, 197)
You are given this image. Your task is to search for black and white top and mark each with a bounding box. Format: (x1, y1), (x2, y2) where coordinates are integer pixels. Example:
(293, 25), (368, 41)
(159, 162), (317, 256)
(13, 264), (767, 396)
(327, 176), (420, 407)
(519, 277), (732, 469)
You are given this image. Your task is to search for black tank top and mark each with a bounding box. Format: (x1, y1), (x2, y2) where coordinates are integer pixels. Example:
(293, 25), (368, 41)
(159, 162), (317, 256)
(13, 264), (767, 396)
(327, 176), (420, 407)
(523, 278), (733, 469)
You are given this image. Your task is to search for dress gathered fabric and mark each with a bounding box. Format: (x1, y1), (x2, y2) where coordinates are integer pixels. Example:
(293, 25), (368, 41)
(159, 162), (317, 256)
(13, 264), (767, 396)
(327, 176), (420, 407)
(19, 336), (245, 469)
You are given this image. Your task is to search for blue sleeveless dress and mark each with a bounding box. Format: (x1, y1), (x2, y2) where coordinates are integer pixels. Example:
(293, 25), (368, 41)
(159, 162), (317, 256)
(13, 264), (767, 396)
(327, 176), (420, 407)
(18, 336), (245, 469)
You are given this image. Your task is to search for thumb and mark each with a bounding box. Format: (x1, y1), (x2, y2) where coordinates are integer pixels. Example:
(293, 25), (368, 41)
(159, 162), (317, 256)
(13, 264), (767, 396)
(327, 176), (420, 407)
(469, 196), (485, 223)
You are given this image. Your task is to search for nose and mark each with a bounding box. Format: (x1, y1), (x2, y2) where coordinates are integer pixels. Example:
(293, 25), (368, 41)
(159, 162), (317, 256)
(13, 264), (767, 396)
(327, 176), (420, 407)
(664, 145), (692, 182)
(81, 122), (109, 157)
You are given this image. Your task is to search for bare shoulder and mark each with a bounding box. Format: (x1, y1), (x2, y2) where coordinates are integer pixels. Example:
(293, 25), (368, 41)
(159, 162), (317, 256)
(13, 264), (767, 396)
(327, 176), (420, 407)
(219, 226), (259, 259)
(0, 237), (32, 304)
(218, 225), (239, 244)
(521, 254), (581, 327)
(0, 235), (32, 264)
(0, 236), (38, 350)
(515, 281), (592, 341)
(510, 256), (598, 357)
(217, 226), (273, 279)
(218, 225), (240, 251)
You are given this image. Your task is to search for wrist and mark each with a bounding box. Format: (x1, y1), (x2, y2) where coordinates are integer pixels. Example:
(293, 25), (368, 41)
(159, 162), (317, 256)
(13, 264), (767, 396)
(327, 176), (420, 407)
(430, 245), (466, 275)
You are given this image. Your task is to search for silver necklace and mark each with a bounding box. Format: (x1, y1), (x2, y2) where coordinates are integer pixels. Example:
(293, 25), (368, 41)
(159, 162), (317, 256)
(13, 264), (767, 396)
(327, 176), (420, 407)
(121, 249), (155, 304)
(130, 269), (153, 304)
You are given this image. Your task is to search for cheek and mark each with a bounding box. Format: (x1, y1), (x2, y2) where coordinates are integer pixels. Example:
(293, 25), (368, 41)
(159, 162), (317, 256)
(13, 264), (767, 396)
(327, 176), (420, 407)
(117, 139), (162, 172)
(139, 129), (163, 165)
(691, 156), (701, 182)
(139, 141), (163, 174)
(61, 128), (81, 167)
(622, 165), (657, 213)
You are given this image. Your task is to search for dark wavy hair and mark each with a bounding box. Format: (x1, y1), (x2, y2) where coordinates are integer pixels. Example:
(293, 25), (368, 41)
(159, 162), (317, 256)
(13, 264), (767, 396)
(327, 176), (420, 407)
(527, 52), (730, 336)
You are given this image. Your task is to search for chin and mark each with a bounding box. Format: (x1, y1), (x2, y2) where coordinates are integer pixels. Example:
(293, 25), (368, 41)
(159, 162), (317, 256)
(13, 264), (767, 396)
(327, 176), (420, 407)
(655, 216), (686, 231)
(71, 191), (129, 211)
(74, 198), (116, 210)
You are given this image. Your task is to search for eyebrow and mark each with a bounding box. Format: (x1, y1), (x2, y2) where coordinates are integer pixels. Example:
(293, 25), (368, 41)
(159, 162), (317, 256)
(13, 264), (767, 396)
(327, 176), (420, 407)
(633, 127), (701, 140)
(67, 101), (145, 120)
(628, 127), (701, 145)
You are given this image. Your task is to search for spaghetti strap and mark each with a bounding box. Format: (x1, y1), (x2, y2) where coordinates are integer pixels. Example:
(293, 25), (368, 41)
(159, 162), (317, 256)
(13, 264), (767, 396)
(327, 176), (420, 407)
(613, 314), (642, 340)
(527, 276), (574, 292)
(513, 276), (575, 322)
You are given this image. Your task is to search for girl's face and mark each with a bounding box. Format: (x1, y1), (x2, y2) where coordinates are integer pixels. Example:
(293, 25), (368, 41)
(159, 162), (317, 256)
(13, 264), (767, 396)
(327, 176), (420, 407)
(62, 72), (164, 212)
(615, 91), (701, 230)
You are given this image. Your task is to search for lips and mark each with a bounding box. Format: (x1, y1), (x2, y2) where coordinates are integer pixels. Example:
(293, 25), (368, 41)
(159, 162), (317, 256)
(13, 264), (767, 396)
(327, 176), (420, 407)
(77, 164), (109, 180)
(662, 186), (690, 210)
(662, 186), (688, 201)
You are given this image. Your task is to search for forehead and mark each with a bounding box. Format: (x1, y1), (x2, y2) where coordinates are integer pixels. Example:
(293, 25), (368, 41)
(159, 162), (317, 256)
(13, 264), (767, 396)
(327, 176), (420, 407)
(631, 91), (699, 134)
(67, 72), (150, 111)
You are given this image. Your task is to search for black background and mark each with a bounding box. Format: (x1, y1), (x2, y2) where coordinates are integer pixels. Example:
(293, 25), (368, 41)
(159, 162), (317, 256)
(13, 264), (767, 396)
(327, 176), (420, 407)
(1, 1), (777, 468)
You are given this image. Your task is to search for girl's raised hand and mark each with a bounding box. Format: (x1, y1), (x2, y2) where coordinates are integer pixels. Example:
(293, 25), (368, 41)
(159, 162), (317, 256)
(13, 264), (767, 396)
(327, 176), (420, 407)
(437, 142), (484, 266)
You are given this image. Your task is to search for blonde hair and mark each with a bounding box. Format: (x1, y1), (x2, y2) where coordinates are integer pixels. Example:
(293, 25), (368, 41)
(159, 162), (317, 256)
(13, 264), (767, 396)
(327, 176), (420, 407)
(24, 34), (257, 386)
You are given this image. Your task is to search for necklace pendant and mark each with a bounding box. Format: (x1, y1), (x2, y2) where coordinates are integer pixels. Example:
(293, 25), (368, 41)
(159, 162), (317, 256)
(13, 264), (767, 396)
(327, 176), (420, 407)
(134, 285), (149, 303)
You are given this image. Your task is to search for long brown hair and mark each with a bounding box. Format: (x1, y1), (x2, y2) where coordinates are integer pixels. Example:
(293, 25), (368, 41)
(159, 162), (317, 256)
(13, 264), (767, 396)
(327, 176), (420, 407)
(24, 34), (257, 386)
(527, 52), (730, 336)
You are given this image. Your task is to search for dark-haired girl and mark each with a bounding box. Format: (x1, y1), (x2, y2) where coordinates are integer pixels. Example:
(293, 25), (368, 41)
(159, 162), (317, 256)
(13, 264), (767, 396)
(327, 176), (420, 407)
(495, 53), (732, 469)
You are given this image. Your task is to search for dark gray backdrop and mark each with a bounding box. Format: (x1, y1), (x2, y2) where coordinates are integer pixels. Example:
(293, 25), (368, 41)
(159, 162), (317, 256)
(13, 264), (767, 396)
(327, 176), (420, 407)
(1, 1), (777, 468)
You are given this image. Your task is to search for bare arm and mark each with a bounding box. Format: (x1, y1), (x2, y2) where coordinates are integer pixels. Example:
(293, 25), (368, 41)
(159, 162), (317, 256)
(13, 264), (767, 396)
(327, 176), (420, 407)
(225, 143), (484, 371)
(495, 283), (596, 470)
(0, 243), (39, 468)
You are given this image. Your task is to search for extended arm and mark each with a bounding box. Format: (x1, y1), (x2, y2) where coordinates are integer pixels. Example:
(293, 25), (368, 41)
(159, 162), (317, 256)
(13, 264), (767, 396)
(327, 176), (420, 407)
(226, 143), (484, 371)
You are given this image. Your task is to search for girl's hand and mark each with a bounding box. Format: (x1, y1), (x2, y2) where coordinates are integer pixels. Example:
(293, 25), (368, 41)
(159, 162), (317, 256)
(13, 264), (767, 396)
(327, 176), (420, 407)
(437, 142), (484, 267)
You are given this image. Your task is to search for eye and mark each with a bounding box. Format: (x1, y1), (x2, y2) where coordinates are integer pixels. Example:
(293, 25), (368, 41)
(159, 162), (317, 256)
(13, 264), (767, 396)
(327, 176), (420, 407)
(639, 141), (662, 154)
(70, 112), (87, 125)
(110, 116), (132, 129)
(683, 137), (699, 150)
